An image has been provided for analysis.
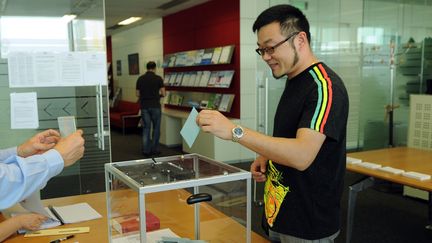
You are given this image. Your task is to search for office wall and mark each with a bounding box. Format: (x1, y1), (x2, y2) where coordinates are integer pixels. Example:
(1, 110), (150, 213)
(239, 0), (269, 160)
(111, 19), (164, 102)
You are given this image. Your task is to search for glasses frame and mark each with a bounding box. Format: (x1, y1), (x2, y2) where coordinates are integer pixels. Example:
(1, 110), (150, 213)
(255, 31), (300, 56)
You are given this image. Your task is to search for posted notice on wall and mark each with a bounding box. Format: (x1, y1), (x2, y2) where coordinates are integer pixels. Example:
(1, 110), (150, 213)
(7, 51), (107, 88)
(10, 92), (39, 129)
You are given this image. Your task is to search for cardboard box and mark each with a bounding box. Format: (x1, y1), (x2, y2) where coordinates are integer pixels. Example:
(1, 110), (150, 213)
(112, 211), (160, 234)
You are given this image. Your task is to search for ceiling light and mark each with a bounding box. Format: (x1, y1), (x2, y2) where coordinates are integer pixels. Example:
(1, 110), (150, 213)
(118, 17), (142, 26)
(62, 14), (77, 22)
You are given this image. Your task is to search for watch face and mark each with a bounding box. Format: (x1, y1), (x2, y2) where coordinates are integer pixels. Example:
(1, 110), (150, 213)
(234, 127), (243, 136)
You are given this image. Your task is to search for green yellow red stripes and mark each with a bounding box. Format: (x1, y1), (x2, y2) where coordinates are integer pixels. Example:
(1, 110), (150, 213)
(308, 64), (333, 133)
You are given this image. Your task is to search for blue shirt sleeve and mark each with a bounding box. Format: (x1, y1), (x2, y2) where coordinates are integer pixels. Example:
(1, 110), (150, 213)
(0, 149), (64, 210)
(0, 147), (17, 161)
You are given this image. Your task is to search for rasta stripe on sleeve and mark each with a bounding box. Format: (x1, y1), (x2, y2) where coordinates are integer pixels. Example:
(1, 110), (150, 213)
(318, 64), (333, 132)
(308, 64), (333, 133)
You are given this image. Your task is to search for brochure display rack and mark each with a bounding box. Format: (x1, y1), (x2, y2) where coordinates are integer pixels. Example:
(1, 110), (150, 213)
(162, 45), (238, 116)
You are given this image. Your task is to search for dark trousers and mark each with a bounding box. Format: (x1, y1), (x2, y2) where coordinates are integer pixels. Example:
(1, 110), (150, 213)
(141, 107), (161, 154)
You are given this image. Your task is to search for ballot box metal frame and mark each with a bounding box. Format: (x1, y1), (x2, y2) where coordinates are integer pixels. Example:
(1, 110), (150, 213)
(105, 153), (252, 243)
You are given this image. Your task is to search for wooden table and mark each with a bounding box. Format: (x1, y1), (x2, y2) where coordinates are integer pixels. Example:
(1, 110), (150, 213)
(346, 147), (432, 243)
(2, 190), (269, 243)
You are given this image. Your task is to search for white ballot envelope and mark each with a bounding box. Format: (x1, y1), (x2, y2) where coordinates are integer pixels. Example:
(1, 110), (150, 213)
(57, 116), (76, 137)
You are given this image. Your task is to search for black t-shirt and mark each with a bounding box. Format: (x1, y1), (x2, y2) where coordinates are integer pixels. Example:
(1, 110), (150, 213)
(135, 71), (164, 108)
(264, 62), (349, 239)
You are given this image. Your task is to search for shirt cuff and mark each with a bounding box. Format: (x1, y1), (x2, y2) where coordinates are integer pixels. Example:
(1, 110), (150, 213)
(42, 149), (64, 177)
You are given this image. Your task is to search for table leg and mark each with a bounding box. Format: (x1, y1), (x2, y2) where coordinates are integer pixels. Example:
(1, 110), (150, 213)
(346, 176), (375, 243)
(122, 117), (125, 135)
(253, 180), (263, 206)
(427, 192), (432, 230)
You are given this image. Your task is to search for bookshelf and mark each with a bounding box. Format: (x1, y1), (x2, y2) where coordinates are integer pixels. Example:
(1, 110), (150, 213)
(163, 45), (238, 118)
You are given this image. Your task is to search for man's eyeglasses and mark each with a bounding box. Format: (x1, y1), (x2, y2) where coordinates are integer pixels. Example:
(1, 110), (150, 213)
(255, 31), (300, 56)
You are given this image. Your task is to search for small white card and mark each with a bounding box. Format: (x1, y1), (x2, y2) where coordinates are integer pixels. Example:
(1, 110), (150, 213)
(180, 107), (200, 148)
(57, 116), (76, 137)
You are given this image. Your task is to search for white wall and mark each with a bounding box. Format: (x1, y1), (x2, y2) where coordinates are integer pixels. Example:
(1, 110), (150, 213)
(111, 19), (164, 102)
(238, 0), (269, 161)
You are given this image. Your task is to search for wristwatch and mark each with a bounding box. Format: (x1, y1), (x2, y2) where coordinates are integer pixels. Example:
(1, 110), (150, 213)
(231, 125), (245, 142)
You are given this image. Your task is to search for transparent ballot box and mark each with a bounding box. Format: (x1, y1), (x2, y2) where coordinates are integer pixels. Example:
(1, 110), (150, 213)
(105, 154), (251, 243)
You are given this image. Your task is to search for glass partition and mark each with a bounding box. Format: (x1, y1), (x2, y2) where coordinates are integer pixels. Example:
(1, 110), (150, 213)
(257, 0), (432, 151)
(0, 0), (110, 198)
(360, 0), (432, 150)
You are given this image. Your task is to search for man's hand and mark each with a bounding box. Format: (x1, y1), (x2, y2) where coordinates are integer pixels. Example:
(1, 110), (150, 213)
(14, 213), (47, 231)
(251, 155), (268, 182)
(196, 110), (235, 140)
(17, 129), (61, 158)
(54, 130), (85, 167)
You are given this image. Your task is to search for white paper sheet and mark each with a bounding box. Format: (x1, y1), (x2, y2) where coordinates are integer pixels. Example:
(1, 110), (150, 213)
(8, 51), (107, 87)
(59, 52), (83, 85)
(83, 52), (107, 85)
(51, 202), (102, 224)
(33, 51), (59, 86)
(7, 52), (35, 87)
(16, 191), (61, 233)
(20, 191), (51, 218)
(10, 92), (39, 129)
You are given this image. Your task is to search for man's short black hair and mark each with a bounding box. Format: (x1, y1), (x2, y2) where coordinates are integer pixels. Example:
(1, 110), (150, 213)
(146, 61), (156, 70)
(252, 4), (311, 43)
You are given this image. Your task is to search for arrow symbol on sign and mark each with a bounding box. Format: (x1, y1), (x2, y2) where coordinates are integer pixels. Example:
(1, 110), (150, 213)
(80, 101), (89, 115)
(62, 102), (71, 115)
(43, 103), (53, 117)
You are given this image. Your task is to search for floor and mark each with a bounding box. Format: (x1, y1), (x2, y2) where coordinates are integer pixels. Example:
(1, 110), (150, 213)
(44, 129), (432, 243)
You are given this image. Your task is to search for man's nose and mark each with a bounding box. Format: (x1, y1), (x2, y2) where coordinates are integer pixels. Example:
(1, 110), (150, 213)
(262, 52), (272, 61)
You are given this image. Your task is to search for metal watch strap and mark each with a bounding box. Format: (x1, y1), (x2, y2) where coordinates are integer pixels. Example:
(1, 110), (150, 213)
(232, 125), (244, 142)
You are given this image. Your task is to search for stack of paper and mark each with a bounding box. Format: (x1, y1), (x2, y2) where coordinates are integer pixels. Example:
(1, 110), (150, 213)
(346, 157), (362, 164)
(49, 202), (102, 224)
(402, 171), (431, 181)
(17, 192), (101, 233)
(378, 166), (405, 175)
(357, 162), (382, 169)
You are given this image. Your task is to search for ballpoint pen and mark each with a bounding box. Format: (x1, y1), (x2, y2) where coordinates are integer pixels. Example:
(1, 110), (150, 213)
(49, 235), (74, 243)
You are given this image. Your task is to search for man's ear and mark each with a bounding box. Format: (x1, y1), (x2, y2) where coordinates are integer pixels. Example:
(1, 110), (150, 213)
(294, 32), (309, 53)
(296, 32), (308, 49)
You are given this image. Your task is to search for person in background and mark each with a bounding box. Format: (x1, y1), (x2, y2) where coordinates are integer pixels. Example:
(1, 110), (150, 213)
(196, 4), (349, 243)
(0, 129), (85, 241)
(136, 61), (166, 157)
